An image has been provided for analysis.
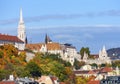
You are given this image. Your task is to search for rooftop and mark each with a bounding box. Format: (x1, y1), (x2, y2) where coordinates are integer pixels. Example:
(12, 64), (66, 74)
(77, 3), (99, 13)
(0, 34), (23, 43)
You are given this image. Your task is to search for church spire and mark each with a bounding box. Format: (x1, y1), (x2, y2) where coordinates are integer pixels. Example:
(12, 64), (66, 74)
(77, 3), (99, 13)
(20, 8), (24, 23)
(18, 8), (26, 43)
(45, 34), (52, 44)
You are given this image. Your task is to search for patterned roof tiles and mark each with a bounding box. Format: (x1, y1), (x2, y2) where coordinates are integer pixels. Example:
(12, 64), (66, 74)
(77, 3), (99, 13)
(46, 43), (61, 50)
(0, 34), (23, 43)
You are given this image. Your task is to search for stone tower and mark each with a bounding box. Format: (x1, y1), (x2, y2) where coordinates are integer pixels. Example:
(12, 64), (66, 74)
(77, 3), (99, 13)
(18, 8), (26, 43)
(99, 46), (108, 60)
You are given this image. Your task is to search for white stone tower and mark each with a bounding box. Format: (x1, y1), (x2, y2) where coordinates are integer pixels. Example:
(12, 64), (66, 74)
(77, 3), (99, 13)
(99, 46), (108, 60)
(18, 8), (26, 43)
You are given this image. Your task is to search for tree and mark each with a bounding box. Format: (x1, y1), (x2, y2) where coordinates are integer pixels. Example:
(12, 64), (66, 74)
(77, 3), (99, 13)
(0, 69), (11, 81)
(0, 50), (3, 58)
(100, 63), (106, 68)
(75, 76), (88, 84)
(90, 63), (98, 69)
(112, 60), (120, 68)
(74, 59), (85, 70)
(80, 47), (90, 59)
(3, 44), (18, 58)
(26, 61), (41, 78)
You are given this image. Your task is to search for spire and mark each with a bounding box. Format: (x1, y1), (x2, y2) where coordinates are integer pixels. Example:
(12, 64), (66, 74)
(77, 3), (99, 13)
(18, 8), (26, 43)
(20, 8), (24, 23)
(25, 37), (28, 44)
(102, 45), (106, 51)
(45, 34), (52, 44)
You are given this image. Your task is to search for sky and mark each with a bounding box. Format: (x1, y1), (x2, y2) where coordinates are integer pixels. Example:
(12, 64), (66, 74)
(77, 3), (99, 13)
(0, 0), (120, 53)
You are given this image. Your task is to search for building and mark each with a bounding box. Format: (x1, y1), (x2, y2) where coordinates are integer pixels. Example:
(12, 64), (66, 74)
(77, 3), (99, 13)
(0, 9), (26, 50)
(18, 8), (26, 43)
(36, 76), (59, 84)
(87, 80), (100, 84)
(26, 36), (79, 65)
(0, 34), (24, 50)
(26, 42), (62, 55)
(16, 77), (38, 84)
(61, 43), (78, 65)
(100, 76), (120, 84)
(81, 46), (111, 65)
(74, 65), (120, 81)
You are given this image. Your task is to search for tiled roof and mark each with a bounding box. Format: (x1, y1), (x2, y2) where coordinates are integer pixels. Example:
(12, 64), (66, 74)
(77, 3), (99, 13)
(74, 70), (89, 74)
(0, 81), (15, 84)
(47, 43), (61, 50)
(26, 42), (61, 51)
(87, 80), (100, 84)
(74, 70), (100, 75)
(100, 67), (113, 72)
(26, 43), (44, 50)
(88, 70), (96, 74)
(0, 34), (23, 43)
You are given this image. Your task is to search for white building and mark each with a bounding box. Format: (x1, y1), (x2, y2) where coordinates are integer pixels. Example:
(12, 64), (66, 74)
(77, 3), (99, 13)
(61, 43), (78, 65)
(26, 39), (78, 65)
(26, 42), (62, 55)
(0, 8), (26, 50)
(82, 46), (111, 64)
(0, 34), (24, 50)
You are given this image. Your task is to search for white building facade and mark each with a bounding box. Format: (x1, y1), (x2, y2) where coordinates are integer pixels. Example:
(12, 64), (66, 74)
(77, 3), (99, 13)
(81, 46), (111, 64)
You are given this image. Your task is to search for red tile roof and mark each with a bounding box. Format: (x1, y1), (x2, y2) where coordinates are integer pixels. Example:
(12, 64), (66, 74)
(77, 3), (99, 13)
(87, 80), (100, 84)
(0, 81), (15, 84)
(101, 67), (113, 72)
(88, 70), (96, 74)
(74, 70), (89, 74)
(0, 34), (23, 43)
(46, 43), (61, 50)
(74, 70), (99, 75)
(26, 42), (61, 51)
(26, 43), (44, 50)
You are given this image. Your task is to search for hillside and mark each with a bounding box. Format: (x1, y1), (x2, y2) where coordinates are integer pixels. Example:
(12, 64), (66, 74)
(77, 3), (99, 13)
(107, 47), (120, 60)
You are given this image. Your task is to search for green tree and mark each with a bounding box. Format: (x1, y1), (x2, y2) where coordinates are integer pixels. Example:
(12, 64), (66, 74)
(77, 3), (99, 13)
(26, 61), (41, 78)
(100, 63), (106, 68)
(112, 60), (120, 68)
(14, 66), (30, 77)
(90, 63), (98, 69)
(0, 69), (11, 81)
(80, 47), (90, 59)
(32, 53), (73, 82)
(74, 59), (85, 70)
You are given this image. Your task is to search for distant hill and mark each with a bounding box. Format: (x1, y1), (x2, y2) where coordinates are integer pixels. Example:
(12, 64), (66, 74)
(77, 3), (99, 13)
(107, 48), (120, 60)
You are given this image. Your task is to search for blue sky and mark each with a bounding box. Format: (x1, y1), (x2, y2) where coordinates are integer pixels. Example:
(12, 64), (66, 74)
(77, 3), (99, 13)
(0, 0), (120, 53)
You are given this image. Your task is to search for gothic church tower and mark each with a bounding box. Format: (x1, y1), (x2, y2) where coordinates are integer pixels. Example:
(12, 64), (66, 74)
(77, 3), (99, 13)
(18, 8), (26, 43)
